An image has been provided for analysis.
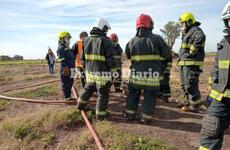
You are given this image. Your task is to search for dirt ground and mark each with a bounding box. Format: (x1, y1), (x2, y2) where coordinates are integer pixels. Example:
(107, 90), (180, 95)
(0, 56), (230, 150)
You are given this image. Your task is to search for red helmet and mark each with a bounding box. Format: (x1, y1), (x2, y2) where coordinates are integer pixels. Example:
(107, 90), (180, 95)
(109, 33), (118, 42)
(136, 14), (153, 29)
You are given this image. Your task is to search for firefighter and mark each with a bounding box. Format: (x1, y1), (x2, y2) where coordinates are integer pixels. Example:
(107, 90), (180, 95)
(76, 18), (117, 120)
(109, 33), (123, 92)
(57, 32), (75, 100)
(177, 12), (206, 112)
(160, 54), (172, 103)
(199, 2), (230, 149)
(124, 14), (172, 125)
(72, 31), (88, 88)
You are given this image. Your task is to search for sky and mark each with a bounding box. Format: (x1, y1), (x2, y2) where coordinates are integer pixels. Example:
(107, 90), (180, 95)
(0, 0), (229, 59)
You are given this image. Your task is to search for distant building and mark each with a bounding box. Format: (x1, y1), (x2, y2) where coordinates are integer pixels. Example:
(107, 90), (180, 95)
(0, 55), (23, 61)
(13, 55), (23, 60)
(0, 55), (11, 61)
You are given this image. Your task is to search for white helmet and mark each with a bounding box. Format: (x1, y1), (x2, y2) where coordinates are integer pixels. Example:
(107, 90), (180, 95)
(93, 18), (111, 31)
(221, 1), (230, 20)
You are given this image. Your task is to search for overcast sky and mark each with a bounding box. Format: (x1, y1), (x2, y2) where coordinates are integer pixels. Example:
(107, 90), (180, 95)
(0, 0), (229, 59)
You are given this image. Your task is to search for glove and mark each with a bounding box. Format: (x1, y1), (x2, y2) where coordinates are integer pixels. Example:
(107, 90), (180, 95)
(63, 66), (70, 76)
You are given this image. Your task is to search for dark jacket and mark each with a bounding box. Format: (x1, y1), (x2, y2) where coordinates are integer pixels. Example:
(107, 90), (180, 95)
(81, 27), (117, 85)
(112, 43), (123, 69)
(178, 23), (206, 70)
(45, 53), (55, 64)
(57, 43), (75, 72)
(125, 28), (172, 90)
(210, 33), (230, 92)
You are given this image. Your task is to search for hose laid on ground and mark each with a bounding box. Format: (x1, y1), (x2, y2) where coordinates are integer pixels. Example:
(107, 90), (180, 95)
(0, 94), (77, 105)
(0, 86), (104, 150)
(72, 87), (104, 150)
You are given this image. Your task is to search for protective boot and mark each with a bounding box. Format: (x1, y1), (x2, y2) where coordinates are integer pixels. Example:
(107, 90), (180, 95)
(141, 118), (152, 125)
(123, 111), (135, 121)
(181, 104), (199, 113)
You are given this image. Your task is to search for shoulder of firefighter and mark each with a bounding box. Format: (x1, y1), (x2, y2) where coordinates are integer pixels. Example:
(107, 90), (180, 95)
(208, 37), (230, 102)
(178, 26), (206, 71)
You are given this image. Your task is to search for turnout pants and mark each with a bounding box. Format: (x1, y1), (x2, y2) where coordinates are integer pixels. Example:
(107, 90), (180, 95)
(78, 82), (110, 117)
(125, 85), (158, 120)
(200, 98), (230, 150)
(60, 75), (74, 100)
(179, 66), (201, 105)
(160, 72), (171, 98)
(78, 67), (86, 88)
(111, 69), (122, 91)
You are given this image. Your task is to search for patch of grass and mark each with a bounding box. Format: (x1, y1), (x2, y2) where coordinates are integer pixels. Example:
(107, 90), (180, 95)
(0, 60), (46, 65)
(0, 99), (12, 111)
(13, 125), (32, 140)
(69, 121), (172, 150)
(41, 133), (55, 145)
(11, 83), (59, 98)
(0, 107), (83, 148)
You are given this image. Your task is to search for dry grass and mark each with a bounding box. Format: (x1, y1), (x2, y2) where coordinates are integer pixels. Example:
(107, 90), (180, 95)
(59, 121), (172, 150)
(0, 107), (83, 149)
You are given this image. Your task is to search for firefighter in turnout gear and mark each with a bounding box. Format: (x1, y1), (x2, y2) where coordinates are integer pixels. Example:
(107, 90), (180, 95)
(76, 18), (117, 120)
(124, 14), (172, 125)
(160, 52), (173, 103)
(72, 31), (88, 88)
(177, 12), (206, 112)
(57, 32), (75, 100)
(199, 2), (230, 149)
(109, 33), (123, 92)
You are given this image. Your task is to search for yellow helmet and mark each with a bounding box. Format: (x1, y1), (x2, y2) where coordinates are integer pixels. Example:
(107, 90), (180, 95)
(179, 12), (196, 25)
(58, 31), (72, 40)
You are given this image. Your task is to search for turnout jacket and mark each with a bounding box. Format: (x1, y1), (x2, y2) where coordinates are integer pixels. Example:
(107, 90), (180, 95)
(178, 23), (206, 70)
(112, 43), (123, 69)
(209, 31), (230, 101)
(81, 27), (117, 85)
(125, 28), (172, 90)
(57, 43), (75, 73)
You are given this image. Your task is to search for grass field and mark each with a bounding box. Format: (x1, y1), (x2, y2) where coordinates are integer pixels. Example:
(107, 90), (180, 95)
(0, 56), (229, 150)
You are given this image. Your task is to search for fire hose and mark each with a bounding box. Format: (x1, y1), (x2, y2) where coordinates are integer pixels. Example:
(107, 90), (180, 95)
(0, 86), (104, 150)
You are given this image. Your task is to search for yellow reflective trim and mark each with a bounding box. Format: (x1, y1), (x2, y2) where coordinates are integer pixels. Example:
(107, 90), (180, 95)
(96, 110), (108, 116)
(223, 89), (230, 98)
(85, 54), (105, 61)
(199, 146), (209, 150)
(178, 60), (203, 66)
(208, 76), (213, 85)
(125, 109), (135, 114)
(131, 55), (161, 61)
(160, 57), (166, 61)
(159, 76), (164, 81)
(129, 78), (160, 87)
(190, 99), (202, 105)
(219, 60), (230, 69)
(111, 67), (117, 72)
(190, 45), (197, 52)
(202, 42), (206, 47)
(209, 89), (230, 101)
(77, 98), (87, 104)
(86, 72), (112, 85)
(142, 114), (152, 119)
(167, 62), (172, 68)
(58, 57), (65, 62)
(181, 43), (191, 49)
(113, 56), (121, 59)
